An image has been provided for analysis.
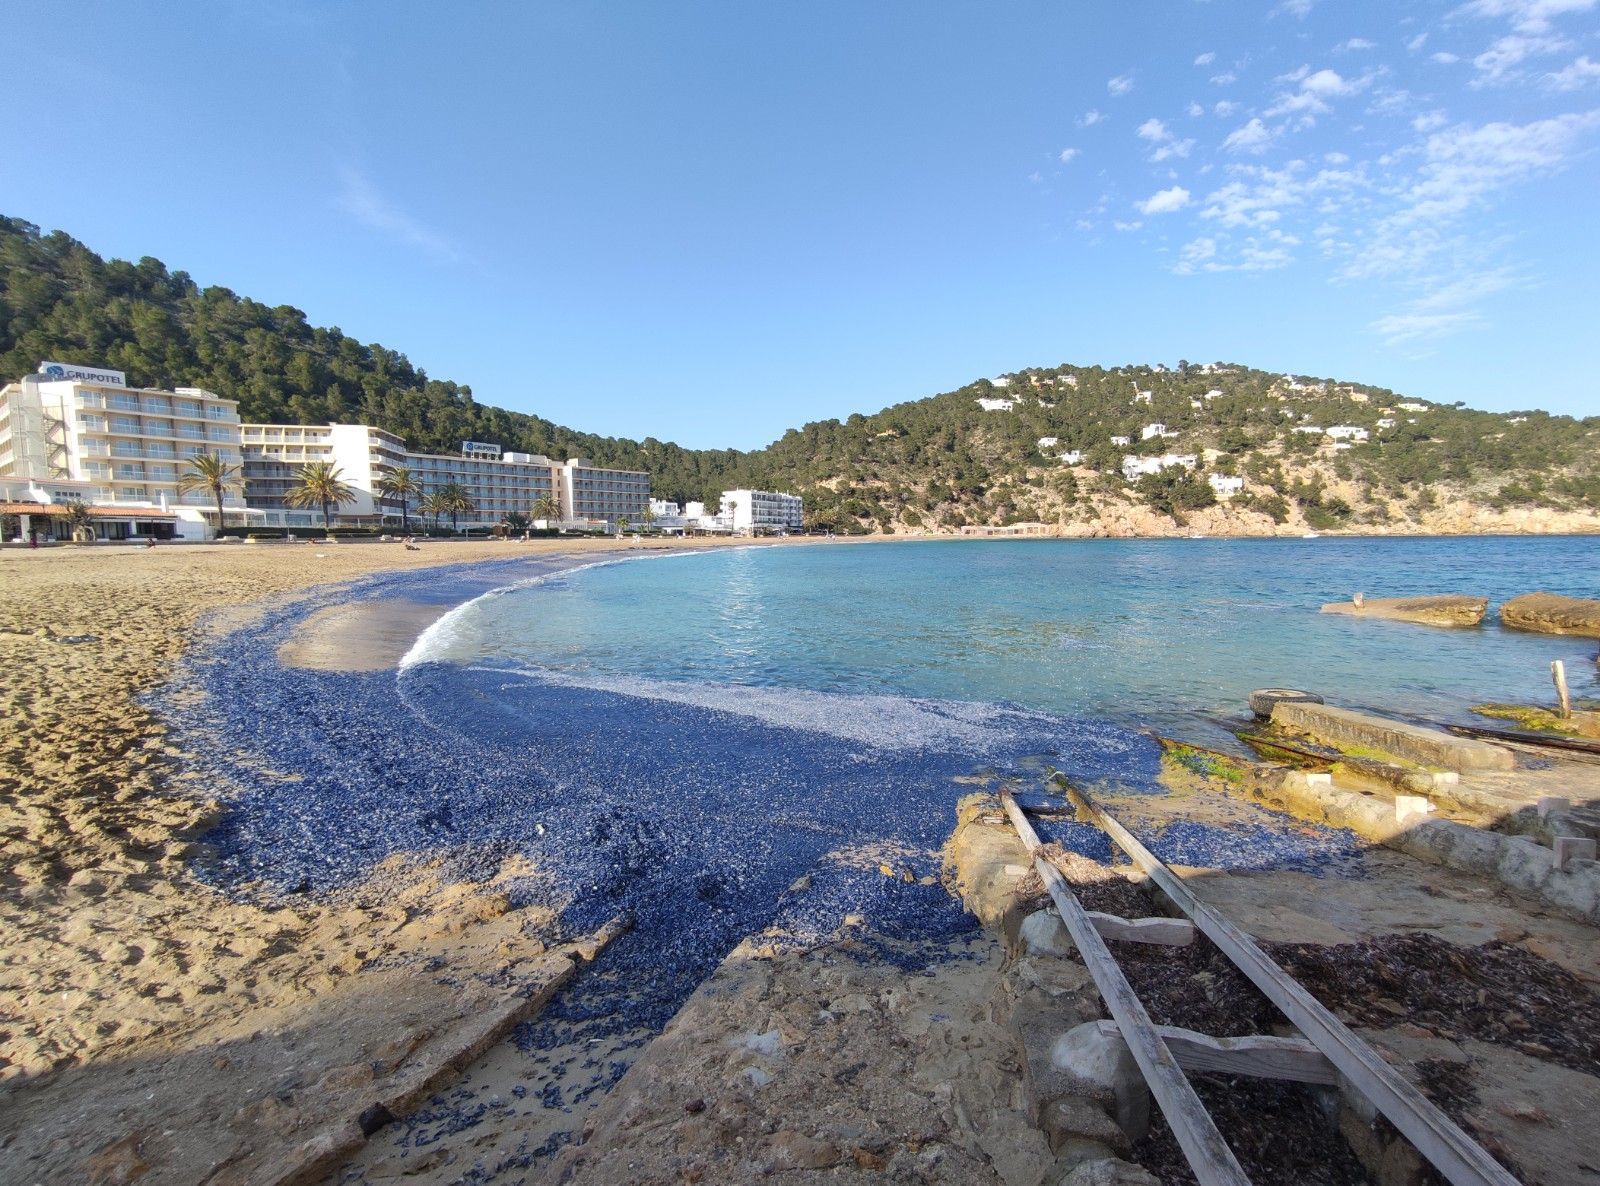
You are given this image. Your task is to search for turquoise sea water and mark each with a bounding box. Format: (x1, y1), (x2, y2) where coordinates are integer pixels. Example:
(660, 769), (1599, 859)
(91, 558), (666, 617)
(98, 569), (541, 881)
(412, 536), (1600, 741)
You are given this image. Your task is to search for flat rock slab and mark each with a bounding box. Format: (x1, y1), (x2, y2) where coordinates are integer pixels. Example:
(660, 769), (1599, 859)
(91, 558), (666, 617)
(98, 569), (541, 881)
(1500, 592), (1600, 639)
(1272, 701), (1515, 772)
(1320, 594), (1487, 627)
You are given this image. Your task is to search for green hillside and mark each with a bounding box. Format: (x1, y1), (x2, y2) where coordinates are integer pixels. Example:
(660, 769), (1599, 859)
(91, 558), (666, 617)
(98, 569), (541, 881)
(3, 215), (1597, 534)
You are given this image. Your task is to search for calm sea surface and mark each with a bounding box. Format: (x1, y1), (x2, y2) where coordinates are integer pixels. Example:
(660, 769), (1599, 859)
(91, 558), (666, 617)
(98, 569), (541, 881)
(411, 536), (1599, 740)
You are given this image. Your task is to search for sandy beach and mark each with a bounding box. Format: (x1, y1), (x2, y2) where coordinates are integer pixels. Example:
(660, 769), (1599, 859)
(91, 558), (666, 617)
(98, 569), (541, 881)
(0, 535), (774, 1183)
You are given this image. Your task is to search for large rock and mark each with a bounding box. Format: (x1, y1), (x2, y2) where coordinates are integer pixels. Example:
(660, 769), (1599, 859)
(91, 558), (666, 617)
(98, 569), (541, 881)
(1500, 592), (1600, 639)
(1320, 594), (1487, 627)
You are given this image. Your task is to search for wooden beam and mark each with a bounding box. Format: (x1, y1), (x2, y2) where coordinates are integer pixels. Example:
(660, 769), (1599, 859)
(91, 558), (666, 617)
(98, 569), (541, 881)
(1088, 1021), (1336, 1085)
(1063, 785), (1520, 1186)
(998, 791), (1251, 1186)
(1086, 910), (1197, 947)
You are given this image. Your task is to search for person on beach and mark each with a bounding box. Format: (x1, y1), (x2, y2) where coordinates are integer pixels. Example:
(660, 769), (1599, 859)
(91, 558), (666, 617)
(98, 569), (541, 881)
(403, 534), (420, 551)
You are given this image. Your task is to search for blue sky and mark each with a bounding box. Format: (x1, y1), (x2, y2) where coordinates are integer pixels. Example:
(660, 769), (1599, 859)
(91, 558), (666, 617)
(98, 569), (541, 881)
(6, 1), (1598, 448)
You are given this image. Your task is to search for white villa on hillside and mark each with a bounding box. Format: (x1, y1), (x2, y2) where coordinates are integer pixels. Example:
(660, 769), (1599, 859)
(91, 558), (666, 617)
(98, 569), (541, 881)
(1208, 473), (1245, 498)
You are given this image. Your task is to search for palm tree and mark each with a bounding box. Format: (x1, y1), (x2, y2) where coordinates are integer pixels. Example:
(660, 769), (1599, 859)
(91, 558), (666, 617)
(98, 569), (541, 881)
(417, 491), (446, 533)
(725, 498), (738, 533)
(377, 466), (419, 532)
(177, 451), (242, 539)
(285, 461), (357, 535)
(531, 495), (558, 524)
(434, 482), (475, 534)
(499, 510), (530, 537)
(640, 504), (657, 534)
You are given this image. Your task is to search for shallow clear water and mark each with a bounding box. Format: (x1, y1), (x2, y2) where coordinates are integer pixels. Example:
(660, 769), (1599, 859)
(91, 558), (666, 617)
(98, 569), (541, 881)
(413, 537), (1600, 738)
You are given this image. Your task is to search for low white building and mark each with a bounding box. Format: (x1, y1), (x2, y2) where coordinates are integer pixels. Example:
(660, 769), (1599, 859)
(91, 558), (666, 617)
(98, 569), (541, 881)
(1398, 401), (1429, 412)
(1110, 435), (1131, 447)
(720, 488), (803, 534)
(1059, 450), (1083, 465)
(1037, 436), (1059, 448)
(1208, 473), (1245, 498)
(1292, 426), (1326, 436)
(1141, 423), (1176, 441)
(1325, 425), (1369, 442)
(977, 397), (1018, 412)
(1122, 453), (1198, 482)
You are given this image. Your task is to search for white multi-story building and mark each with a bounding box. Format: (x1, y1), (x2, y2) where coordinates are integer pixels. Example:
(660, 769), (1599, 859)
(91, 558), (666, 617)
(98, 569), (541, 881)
(720, 488), (804, 534)
(0, 363), (246, 540)
(561, 457), (650, 526)
(1122, 453), (1198, 482)
(241, 427), (637, 530)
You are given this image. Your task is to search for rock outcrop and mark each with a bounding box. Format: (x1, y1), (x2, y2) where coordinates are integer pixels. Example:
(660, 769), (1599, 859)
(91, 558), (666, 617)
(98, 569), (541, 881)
(1320, 594), (1488, 627)
(1500, 592), (1600, 639)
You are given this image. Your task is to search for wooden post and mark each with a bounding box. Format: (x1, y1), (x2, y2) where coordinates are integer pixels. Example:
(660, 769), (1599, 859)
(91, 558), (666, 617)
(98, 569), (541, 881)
(1551, 660), (1572, 719)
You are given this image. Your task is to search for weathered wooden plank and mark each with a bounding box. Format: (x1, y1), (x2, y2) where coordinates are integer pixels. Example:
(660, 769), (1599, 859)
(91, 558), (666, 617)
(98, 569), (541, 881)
(999, 790), (1251, 1186)
(1085, 910), (1197, 947)
(1088, 1021), (1336, 1085)
(1064, 785), (1520, 1186)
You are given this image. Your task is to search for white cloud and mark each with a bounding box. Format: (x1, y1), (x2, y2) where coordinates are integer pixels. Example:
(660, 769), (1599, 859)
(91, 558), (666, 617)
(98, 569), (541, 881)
(1214, 100), (1241, 117)
(1187, 101), (1206, 117)
(1397, 110), (1600, 223)
(1139, 186), (1192, 214)
(1273, 0), (1316, 17)
(1412, 110), (1450, 131)
(1455, 0), (1596, 35)
(1324, 150), (1350, 163)
(1472, 33), (1570, 85)
(1303, 67), (1361, 96)
(1107, 74), (1135, 96)
(1077, 109), (1104, 127)
(1137, 118), (1170, 141)
(1152, 139), (1197, 162)
(1406, 32), (1430, 51)
(1174, 231), (1297, 273)
(1337, 38), (1377, 51)
(1370, 309), (1485, 343)
(1135, 117), (1195, 161)
(1114, 220), (1144, 232)
(1059, 147), (1080, 163)
(1223, 118), (1274, 153)
(1432, 51), (1462, 63)
(1545, 54), (1600, 88)
(1195, 52), (1217, 66)
(1211, 72), (1238, 85)
(334, 167), (459, 263)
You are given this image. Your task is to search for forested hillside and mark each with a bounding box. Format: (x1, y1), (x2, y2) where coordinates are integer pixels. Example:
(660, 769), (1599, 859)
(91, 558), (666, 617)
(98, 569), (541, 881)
(3, 215), (1597, 535)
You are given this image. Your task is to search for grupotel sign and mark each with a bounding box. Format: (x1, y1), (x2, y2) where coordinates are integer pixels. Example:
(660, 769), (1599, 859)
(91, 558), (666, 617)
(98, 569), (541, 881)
(39, 361), (128, 387)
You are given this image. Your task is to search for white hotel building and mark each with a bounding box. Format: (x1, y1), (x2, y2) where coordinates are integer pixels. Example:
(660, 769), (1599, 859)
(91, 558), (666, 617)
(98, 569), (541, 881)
(240, 424), (644, 530)
(0, 362), (247, 540)
(719, 488), (804, 533)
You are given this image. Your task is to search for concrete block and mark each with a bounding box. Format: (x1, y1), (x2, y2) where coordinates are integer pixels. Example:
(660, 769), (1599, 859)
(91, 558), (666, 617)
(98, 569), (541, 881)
(1270, 701), (1515, 771)
(1050, 1022), (1150, 1141)
(1554, 836), (1597, 870)
(1432, 771), (1460, 788)
(1538, 796), (1571, 820)
(1306, 772), (1333, 787)
(1395, 795), (1434, 822)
